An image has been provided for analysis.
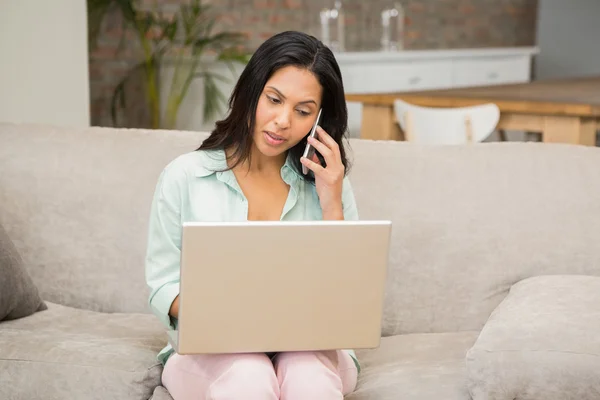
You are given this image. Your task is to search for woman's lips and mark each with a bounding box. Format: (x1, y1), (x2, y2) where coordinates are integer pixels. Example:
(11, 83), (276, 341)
(264, 131), (286, 146)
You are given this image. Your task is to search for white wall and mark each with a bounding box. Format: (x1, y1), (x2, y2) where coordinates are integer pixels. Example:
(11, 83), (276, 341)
(0, 1), (90, 127)
(535, 0), (600, 79)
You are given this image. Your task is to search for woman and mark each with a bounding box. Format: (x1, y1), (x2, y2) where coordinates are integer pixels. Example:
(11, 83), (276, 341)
(145, 30), (360, 399)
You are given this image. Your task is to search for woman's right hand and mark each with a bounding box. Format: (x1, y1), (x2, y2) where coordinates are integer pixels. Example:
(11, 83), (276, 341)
(169, 295), (180, 319)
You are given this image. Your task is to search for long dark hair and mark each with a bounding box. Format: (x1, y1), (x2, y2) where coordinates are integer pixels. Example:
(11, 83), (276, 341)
(198, 30), (350, 182)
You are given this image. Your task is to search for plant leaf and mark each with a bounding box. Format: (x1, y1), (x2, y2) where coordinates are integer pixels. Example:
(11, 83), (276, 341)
(109, 57), (155, 126)
(110, 79), (127, 126)
(194, 71), (230, 83)
(163, 17), (178, 42)
(202, 74), (228, 121)
(87, 0), (112, 50)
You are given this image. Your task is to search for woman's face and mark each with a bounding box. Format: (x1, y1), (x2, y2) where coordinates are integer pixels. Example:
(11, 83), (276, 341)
(252, 66), (323, 159)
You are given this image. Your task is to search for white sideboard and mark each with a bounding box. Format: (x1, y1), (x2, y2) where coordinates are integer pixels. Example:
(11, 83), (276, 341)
(337, 47), (539, 137)
(168, 47), (539, 137)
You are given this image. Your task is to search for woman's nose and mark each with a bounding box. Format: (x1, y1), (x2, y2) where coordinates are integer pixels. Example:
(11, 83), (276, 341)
(275, 109), (292, 129)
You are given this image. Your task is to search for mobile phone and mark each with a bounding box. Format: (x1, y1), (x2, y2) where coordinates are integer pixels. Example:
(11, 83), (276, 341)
(302, 108), (323, 175)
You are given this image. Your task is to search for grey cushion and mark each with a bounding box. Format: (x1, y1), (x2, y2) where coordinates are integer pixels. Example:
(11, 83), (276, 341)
(0, 222), (46, 320)
(0, 302), (167, 399)
(466, 275), (600, 400)
(347, 331), (479, 400)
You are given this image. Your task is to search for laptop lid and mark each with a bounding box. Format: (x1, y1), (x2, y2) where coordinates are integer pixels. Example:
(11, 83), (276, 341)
(175, 220), (391, 355)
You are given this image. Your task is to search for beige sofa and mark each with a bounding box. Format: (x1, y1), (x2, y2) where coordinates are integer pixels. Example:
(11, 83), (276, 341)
(1, 123), (600, 400)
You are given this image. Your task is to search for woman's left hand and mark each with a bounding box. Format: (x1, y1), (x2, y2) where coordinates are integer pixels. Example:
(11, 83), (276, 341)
(300, 126), (344, 220)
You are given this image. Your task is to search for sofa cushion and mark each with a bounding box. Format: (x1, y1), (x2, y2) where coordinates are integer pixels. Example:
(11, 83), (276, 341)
(466, 275), (600, 400)
(0, 222), (47, 321)
(347, 331), (479, 400)
(0, 302), (167, 399)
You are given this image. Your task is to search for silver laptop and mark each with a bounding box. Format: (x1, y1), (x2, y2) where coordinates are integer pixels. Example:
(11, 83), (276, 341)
(168, 220), (392, 355)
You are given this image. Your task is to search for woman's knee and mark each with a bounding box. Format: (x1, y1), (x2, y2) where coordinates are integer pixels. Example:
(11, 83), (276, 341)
(209, 354), (279, 399)
(162, 353), (279, 400)
(276, 351), (345, 400)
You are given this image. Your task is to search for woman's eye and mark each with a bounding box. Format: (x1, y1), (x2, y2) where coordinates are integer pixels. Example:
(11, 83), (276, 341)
(267, 96), (281, 104)
(297, 110), (310, 116)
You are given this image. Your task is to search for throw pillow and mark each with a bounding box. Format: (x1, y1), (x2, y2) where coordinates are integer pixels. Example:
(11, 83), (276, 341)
(466, 275), (600, 400)
(0, 223), (47, 320)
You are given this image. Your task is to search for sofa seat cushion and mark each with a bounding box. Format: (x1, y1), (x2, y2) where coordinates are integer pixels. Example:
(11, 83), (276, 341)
(466, 275), (600, 400)
(347, 331), (479, 400)
(0, 302), (167, 399)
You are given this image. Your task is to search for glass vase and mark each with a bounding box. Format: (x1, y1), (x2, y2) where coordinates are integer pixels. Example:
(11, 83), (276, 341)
(381, 1), (405, 51)
(320, 0), (345, 52)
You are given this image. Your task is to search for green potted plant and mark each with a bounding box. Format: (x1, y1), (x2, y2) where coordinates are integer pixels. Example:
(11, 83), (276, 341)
(88, 0), (249, 129)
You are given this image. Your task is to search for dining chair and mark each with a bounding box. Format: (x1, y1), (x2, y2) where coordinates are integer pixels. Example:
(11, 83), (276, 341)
(393, 98), (500, 144)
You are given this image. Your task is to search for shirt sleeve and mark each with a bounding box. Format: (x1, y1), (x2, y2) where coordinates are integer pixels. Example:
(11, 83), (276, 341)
(341, 176), (359, 221)
(145, 163), (184, 330)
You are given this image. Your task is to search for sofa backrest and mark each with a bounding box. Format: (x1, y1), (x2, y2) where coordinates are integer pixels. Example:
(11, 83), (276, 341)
(3, 123), (600, 336)
(348, 139), (600, 335)
(0, 124), (204, 314)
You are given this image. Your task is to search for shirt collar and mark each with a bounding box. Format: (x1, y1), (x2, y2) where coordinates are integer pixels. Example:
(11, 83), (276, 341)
(193, 149), (228, 178)
(193, 148), (304, 182)
(282, 151), (304, 182)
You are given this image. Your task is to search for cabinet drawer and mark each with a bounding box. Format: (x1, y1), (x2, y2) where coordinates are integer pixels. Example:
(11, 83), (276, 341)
(341, 60), (453, 94)
(452, 56), (531, 87)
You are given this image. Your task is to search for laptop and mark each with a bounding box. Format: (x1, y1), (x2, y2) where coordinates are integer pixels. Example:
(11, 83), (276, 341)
(168, 220), (392, 355)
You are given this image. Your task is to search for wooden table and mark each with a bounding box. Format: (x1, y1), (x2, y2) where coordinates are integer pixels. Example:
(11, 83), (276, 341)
(346, 76), (600, 146)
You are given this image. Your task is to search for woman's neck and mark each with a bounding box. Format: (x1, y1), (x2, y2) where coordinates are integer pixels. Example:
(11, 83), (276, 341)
(226, 145), (286, 177)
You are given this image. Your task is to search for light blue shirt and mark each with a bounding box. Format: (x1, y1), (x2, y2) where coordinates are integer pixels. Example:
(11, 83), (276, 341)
(145, 148), (360, 371)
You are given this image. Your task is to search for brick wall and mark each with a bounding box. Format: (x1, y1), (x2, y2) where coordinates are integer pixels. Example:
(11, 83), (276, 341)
(89, 0), (538, 127)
